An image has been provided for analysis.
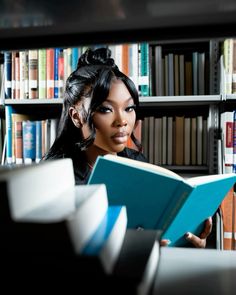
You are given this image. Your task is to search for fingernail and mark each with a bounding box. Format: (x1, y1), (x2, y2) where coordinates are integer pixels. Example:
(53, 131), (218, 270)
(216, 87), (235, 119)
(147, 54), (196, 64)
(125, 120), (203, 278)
(185, 232), (192, 240)
(166, 239), (171, 245)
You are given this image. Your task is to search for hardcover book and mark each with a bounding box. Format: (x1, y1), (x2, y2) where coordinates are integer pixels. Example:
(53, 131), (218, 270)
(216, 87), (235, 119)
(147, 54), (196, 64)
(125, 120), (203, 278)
(88, 154), (236, 247)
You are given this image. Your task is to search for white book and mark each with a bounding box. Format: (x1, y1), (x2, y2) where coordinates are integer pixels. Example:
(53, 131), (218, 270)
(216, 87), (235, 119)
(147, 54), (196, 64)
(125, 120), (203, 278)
(0, 158), (75, 220)
(81, 205), (127, 274)
(0, 158), (111, 262)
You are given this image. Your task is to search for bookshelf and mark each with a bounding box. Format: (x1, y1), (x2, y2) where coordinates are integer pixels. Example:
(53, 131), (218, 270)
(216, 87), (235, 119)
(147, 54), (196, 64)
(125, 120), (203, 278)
(0, 0), (236, 251)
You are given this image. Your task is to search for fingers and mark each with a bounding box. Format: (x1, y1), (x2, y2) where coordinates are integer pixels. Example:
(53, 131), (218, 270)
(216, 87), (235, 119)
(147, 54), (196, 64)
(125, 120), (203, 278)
(185, 232), (206, 248)
(160, 239), (171, 247)
(200, 217), (213, 239)
(185, 217), (212, 248)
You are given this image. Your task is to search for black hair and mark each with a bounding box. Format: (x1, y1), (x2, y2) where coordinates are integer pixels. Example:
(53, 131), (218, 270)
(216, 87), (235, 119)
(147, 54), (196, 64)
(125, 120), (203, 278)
(43, 47), (141, 159)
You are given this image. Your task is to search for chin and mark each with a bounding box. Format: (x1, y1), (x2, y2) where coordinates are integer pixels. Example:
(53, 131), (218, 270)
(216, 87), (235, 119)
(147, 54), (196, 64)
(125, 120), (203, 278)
(113, 144), (126, 153)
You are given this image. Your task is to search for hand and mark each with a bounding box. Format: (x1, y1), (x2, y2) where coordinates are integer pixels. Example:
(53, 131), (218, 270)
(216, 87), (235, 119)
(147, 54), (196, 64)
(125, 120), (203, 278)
(160, 239), (171, 247)
(185, 217), (213, 248)
(160, 217), (213, 247)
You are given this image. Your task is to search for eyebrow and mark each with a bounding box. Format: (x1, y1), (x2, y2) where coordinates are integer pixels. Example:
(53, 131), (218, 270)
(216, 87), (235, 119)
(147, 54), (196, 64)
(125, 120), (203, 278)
(105, 97), (134, 104)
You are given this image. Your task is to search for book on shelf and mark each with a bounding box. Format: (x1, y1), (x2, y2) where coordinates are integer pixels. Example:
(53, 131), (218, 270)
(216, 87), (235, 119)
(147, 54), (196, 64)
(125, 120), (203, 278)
(88, 154), (236, 247)
(219, 187), (236, 250)
(113, 229), (160, 295)
(28, 49), (38, 99)
(221, 111), (234, 173)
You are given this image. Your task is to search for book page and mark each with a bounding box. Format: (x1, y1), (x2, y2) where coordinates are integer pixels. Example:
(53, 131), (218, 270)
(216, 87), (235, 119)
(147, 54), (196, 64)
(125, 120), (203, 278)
(187, 173), (236, 186)
(103, 154), (183, 180)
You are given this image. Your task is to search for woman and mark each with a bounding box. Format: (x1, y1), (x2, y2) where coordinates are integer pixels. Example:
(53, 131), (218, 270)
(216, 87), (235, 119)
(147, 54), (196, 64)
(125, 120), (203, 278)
(43, 47), (212, 248)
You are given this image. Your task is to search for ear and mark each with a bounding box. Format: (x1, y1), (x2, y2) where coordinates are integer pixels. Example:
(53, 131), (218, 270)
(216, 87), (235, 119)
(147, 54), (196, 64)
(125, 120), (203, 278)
(69, 107), (83, 128)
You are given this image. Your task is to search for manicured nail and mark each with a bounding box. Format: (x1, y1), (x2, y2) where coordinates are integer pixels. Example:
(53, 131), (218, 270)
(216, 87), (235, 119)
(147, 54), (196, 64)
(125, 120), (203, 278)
(185, 232), (192, 240)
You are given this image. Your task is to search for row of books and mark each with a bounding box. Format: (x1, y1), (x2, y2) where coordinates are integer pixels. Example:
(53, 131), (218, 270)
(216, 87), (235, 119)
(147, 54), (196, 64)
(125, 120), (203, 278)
(1, 42), (212, 101)
(153, 47), (207, 96)
(218, 110), (236, 250)
(141, 115), (208, 167)
(3, 47), (83, 100)
(0, 158), (160, 293)
(5, 105), (58, 165)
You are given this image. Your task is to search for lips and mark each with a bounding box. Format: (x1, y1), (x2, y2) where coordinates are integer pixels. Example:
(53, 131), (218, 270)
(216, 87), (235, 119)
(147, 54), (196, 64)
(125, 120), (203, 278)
(111, 132), (129, 144)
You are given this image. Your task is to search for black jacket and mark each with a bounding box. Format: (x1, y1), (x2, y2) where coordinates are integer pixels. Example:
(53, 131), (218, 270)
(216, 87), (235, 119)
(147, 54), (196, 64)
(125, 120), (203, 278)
(44, 147), (148, 185)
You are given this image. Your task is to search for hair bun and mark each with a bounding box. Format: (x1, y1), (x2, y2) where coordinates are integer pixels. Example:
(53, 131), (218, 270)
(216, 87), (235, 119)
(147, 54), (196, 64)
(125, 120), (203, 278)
(77, 47), (116, 69)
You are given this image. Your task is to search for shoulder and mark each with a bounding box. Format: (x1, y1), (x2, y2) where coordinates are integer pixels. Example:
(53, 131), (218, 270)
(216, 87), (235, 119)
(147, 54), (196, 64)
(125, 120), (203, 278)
(118, 147), (148, 163)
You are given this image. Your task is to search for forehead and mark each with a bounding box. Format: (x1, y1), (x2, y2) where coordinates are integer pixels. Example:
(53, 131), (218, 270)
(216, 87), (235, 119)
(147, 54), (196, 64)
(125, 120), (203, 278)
(106, 80), (133, 103)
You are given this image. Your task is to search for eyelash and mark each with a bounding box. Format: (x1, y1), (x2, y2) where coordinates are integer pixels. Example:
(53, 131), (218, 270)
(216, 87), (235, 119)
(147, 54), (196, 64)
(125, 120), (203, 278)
(97, 104), (136, 114)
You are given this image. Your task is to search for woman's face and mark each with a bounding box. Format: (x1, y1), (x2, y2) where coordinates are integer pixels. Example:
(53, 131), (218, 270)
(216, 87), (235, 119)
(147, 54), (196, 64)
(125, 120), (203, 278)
(92, 79), (136, 153)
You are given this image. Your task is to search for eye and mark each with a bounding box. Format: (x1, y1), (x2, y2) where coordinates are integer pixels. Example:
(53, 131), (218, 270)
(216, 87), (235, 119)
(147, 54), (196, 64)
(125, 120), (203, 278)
(96, 105), (113, 113)
(126, 104), (136, 112)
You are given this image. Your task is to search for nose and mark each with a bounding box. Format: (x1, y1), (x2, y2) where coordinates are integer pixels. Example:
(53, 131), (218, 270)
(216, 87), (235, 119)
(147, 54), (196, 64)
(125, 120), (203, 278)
(114, 118), (128, 127)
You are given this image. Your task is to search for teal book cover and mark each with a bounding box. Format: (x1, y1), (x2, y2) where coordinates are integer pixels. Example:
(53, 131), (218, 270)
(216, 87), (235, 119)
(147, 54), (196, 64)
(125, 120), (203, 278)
(88, 155), (236, 247)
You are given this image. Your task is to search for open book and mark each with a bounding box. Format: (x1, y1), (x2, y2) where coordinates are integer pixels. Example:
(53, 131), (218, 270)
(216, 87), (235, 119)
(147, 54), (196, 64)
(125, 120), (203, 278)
(88, 154), (236, 247)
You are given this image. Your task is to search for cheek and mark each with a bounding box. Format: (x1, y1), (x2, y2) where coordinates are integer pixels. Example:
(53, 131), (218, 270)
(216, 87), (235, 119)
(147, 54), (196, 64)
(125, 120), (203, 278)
(128, 114), (136, 130)
(93, 115), (112, 133)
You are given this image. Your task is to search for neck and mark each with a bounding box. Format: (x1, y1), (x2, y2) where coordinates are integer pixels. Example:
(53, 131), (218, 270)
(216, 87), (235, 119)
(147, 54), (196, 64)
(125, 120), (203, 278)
(85, 145), (117, 168)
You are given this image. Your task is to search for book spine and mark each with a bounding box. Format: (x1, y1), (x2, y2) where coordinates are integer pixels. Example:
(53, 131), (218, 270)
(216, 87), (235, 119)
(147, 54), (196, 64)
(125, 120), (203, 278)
(159, 183), (193, 234)
(38, 49), (47, 99)
(4, 51), (12, 99)
(58, 49), (64, 98)
(22, 120), (36, 164)
(139, 43), (149, 96)
(11, 51), (16, 99)
(15, 121), (23, 164)
(35, 120), (42, 163)
(14, 52), (20, 99)
(5, 105), (14, 164)
(54, 48), (60, 99)
(220, 187), (234, 250)
(46, 48), (55, 99)
(71, 47), (79, 71)
(28, 50), (38, 99)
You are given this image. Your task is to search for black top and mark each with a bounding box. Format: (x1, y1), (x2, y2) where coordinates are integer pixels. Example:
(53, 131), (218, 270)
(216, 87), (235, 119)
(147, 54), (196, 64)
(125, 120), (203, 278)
(45, 147), (148, 185)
